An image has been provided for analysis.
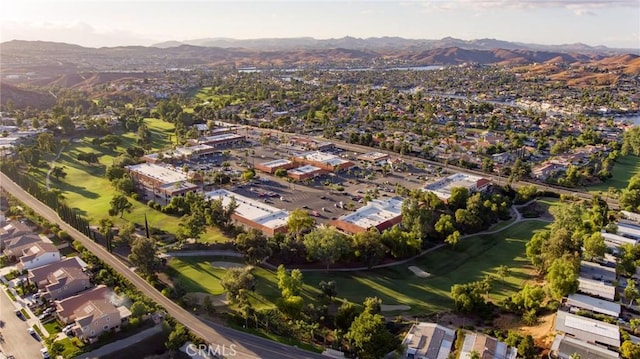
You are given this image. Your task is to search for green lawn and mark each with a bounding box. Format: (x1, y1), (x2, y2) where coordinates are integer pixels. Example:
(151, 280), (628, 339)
(57, 337), (84, 358)
(36, 119), (230, 241)
(589, 155), (640, 193)
(168, 221), (548, 315)
(43, 320), (61, 336)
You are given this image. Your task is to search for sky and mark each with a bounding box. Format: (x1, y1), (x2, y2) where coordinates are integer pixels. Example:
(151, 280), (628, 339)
(1, 0), (639, 49)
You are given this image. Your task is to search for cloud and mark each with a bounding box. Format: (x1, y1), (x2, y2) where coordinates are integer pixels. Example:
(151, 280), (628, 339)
(409, 0), (636, 13)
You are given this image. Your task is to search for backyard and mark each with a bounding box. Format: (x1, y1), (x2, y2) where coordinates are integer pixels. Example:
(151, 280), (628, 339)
(167, 220), (550, 316)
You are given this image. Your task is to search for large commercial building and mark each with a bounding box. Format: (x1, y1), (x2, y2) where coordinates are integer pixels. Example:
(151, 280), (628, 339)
(187, 133), (246, 148)
(204, 189), (290, 236)
(331, 197), (403, 234)
(293, 151), (354, 172)
(255, 159), (295, 174)
(423, 173), (491, 202)
(356, 152), (390, 165)
(287, 165), (325, 181)
(126, 163), (198, 202)
(143, 144), (218, 163)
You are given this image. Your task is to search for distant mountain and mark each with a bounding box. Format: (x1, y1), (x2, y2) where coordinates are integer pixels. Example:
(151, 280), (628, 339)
(151, 36), (639, 55)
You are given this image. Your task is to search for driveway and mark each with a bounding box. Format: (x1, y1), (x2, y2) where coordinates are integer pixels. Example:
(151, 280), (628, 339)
(0, 288), (45, 359)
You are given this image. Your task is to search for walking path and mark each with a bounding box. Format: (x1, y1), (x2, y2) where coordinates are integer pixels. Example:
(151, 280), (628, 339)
(45, 145), (66, 190)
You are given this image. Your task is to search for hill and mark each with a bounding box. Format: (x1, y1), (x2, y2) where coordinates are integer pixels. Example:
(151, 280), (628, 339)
(0, 83), (56, 109)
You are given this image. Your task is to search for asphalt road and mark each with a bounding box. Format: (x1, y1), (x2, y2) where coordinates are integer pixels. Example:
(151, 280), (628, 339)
(0, 289), (45, 359)
(0, 173), (327, 359)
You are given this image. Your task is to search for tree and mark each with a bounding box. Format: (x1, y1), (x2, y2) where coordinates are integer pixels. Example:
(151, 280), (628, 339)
(448, 187), (469, 210)
(303, 226), (350, 271)
(345, 310), (397, 359)
(497, 265), (511, 281)
(511, 284), (545, 313)
(108, 194), (132, 218)
(445, 230), (461, 247)
(235, 229), (271, 264)
(546, 257), (579, 299)
(518, 335), (537, 359)
(165, 323), (189, 350)
(625, 279), (639, 306)
(176, 213), (206, 243)
(220, 267), (255, 303)
(318, 280), (337, 299)
(435, 214), (455, 239)
(276, 264), (303, 298)
(51, 166), (67, 180)
(335, 302), (361, 332)
(451, 282), (484, 313)
(620, 341), (640, 359)
(287, 208), (315, 239)
(352, 229), (386, 269)
(128, 237), (160, 276)
(363, 296), (382, 315)
(130, 301), (149, 319)
(469, 351), (481, 359)
(583, 232), (606, 261)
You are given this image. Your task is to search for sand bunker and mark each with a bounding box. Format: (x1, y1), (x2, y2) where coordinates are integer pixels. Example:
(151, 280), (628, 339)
(409, 266), (432, 278)
(381, 304), (411, 312)
(210, 261), (247, 269)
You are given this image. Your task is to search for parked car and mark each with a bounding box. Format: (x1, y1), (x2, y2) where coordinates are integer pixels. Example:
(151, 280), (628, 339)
(40, 348), (50, 359)
(15, 310), (25, 321)
(27, 327), (38, 340)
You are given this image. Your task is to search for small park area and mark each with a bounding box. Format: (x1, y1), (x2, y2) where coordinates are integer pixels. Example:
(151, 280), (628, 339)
(589, 155), (640, 193)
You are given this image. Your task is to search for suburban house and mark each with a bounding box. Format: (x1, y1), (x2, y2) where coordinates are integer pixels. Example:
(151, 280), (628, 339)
(565, 293), (621, 318)
(331, 197), (404, 234)
(402, 322), (456, 359)
(16, 241), (60, 270)
(28, 257), (91, 300)
(458, 332), (518, 359)
(2, 233), (42, 254)
(56, 285), (131, 343)
(0, 220), (32, 243)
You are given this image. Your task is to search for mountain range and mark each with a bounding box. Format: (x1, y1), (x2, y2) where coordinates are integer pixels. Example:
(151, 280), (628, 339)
(151, 36), (638, 55)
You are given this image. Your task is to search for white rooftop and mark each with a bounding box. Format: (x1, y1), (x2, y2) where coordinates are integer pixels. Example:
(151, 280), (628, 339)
(566, 293), (620, 318)
(357, 152), (389, 160)
(337, 197), (403, 230)
(205, 189), (290, 230)
(423, 173), (487, 200)
(260, 159), (292, 168)
(616, 224), (640, 239)
(288, 165), (322, 175)
(201, 133), (244, 142)
(578, 277), (616, 301)
(298, 151), (350, 166)
(126, 163), (187, 184)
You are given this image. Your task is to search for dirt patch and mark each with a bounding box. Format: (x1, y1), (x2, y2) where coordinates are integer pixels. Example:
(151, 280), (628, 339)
(183, 292), (228, 307)
(494, 312), (557, 348)
(210, 261), (247, 269)
(380, 304), (411, 312)
(408, 266), (432, 278)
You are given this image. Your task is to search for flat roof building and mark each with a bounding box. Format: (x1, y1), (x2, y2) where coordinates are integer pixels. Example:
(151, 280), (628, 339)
(550, 334), (620, 359)
(204, 189), (290, 236)
(601, 232), (638, 248)
(615, 224), (640, 240)
(402, 322), (455, 359)
(423, 173), (491, 202)
(580, 261), (617, 283)
(255, 159), (295, 174)
(578, 277), (616, 301)
(357, 152), (390, 164)
(289, 137), (334, 151)
(565, 293), (621, 318)
(293, 151), (354, 172)
(126, 163), (198, 202)
(287, 165), (325, 181)
(332, 197), (404, 234)
(554, 311), (620, 348)
(459, 332), (517, 359)
(188, 133), (245, 148)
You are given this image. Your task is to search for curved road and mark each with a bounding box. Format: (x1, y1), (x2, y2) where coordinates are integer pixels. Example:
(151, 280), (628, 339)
(0, 173), (327, 359)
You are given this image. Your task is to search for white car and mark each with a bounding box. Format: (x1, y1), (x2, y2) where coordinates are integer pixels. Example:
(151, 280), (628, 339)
(40, 348), (50, 359)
